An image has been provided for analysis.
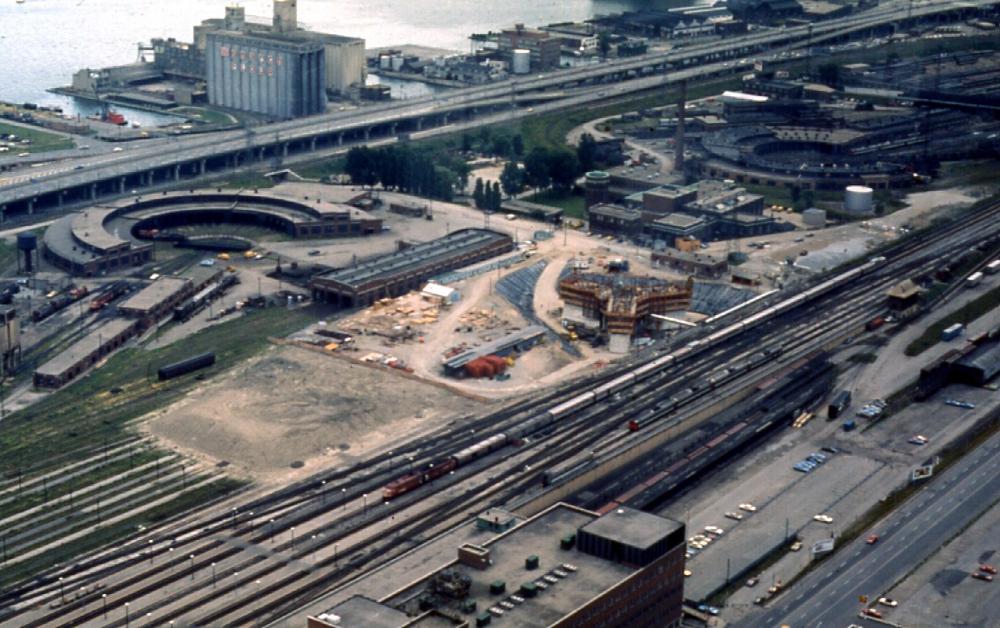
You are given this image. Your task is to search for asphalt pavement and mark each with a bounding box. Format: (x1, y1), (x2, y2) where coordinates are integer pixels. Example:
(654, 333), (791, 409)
(738, 425), (1000, 628)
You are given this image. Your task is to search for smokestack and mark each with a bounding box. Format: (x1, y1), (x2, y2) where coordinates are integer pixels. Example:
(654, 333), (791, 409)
(273, 0), (298, 33)
(675, 80), (687, 173)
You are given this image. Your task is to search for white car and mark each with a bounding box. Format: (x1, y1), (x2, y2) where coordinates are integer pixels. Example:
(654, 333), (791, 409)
(725, 511), (744, 521)
(813, 514), (834, 524)
(878, 597), (898, 607)
(739, 503), (758, 512)
(705, 526), (725, 535)
(112, 146), (124, 152)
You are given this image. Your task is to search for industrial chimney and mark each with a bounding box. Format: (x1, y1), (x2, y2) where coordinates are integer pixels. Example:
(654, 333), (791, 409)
(273, 0), (298, 33)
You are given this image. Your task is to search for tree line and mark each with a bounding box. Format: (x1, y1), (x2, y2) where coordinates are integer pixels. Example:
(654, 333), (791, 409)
(343, 144), (470, 202)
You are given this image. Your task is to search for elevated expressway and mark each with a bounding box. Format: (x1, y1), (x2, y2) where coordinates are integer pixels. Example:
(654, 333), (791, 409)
(0, 0), (992, 220)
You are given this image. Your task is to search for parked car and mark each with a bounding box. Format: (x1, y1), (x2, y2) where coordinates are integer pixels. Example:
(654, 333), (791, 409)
(866, 534), (880, 545)
(739, 503), (758, 512)
(971, 572), (994, 582)
(725, 511), (744, 521)
(878, 597), (897, 607)
(746, 577), (759, 587)
(813, 514), (834, 524)
(980, 564), (998, 575)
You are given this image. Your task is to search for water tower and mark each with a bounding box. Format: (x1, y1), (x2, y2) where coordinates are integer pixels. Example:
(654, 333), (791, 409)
(16, 232), (37, 274)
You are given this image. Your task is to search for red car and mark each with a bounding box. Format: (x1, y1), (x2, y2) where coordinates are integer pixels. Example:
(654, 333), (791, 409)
(861, 608), (883, 618)
(866, 534), (879, 545)
(980, 564), (998, 575)
(971, 572), (994, 582)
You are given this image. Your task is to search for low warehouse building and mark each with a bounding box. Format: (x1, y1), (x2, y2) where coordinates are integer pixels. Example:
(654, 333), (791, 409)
(310, 229), (513, 307)
(34, 318), (138, 389)
(118, 276), (194, 325)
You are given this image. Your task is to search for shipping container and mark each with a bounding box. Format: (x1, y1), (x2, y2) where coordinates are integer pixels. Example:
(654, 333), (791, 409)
(828, 390), (851, 419)
(941, 323), (964, 341)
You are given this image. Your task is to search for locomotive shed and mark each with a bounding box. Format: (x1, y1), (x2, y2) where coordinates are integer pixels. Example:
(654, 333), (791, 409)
(310, 228), (514, 308)
(42, 188), (382, 276)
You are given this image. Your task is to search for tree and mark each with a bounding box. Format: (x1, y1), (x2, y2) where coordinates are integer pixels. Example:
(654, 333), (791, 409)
(344, 146), (377, 188)
(547, 150), (580, 190)
(491, 135), (511, 158)
(491, 181), (503, 212)
(524, 147), (552, 190)
(598, 32), (611, 59)
(817, 63), (840, 87)
(512, 134), (524, 157)
(474, 177), (485, 209)
(577, 133), (597, 172)
(500, 161), (524, 198)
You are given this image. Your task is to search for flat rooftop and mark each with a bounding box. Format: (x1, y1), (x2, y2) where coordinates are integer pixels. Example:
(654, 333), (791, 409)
(579, 506), (683, 552)
(314, 595), (411, 628)
(653, 213), (705, 230)
(34, 318), (136, 379)
(118, 276), (190, 313)
(385, 504), (636, 628)
(315, 229), (511, 291)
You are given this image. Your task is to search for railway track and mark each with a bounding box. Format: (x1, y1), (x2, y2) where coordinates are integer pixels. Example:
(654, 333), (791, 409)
(4, 199), (998, 627)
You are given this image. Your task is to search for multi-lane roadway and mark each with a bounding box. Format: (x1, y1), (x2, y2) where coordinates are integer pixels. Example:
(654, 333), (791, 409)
(740, 426), (1000, 627)
(0, 0), (993, 213)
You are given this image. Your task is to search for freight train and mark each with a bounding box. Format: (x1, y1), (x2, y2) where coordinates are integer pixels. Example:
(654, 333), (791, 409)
(31, 285), (89, 322)
(89, 281), (130, 312)
(381, 256), (887, 500)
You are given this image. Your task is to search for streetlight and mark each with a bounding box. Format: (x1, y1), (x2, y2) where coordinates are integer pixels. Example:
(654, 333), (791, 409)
(148, 539), (154, 564)
(124, 602), (130, 628)
(211, 562), (216, 588)
(311, 535), (317, 562)
(342, 488), (346, 510)
(270, 518), (276, 543)
(290, 526), (296, 548)
(321, 480), (327, 503)
(189, 554), (195, 579)
(58, 577), (64, 603)
(102, 593), (108, 619)
(363, 493), (368, 516)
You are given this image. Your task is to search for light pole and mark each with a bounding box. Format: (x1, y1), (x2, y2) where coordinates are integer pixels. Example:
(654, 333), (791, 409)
(363, 493), (368, 516)
(102, 593), (108, 619)
(189, 554), (195, 579)
(211, 562), (216, 588)
(290, 526), (296, 548)
(124, 602), (130, 628)
(270, 518), (276, 543)
(321, 480), (327, 503)
(148, 539), (154, 564)
(311, 535), (317, 562)
(342, 488), (346, 509)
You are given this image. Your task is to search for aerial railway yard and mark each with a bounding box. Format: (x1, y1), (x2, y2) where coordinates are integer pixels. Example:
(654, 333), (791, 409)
(3, 199), (1000, 626)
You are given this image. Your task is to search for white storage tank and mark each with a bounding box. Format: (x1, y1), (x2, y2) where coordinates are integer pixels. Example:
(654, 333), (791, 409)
(844, 185), (874, 214)
(802, 207), (826, 228)
(390, 55), (405, 71)
(379, 54), (392, 70)
(512, 49), (531, 75)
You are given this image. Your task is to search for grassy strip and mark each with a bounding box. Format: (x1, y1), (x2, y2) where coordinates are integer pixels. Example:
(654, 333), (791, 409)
(0, 238), (17, 272)
(904, 284), (1000, 356)
(0, 306), (314, 479)
(525, 189), (587, 219)
(0, 477), (246, 589)
(0, 448), (162, 521)
(0, 121), (75, 153)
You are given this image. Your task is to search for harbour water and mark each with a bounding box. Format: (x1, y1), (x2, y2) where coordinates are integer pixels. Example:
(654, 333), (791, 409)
(0, 0), (697, 115)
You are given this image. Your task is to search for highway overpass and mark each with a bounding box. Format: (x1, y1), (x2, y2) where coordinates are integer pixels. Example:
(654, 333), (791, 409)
(0, 0), (992, 221)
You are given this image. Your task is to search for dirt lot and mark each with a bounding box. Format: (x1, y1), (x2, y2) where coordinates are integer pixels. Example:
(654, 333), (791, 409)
(142, 343), (487, 486)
